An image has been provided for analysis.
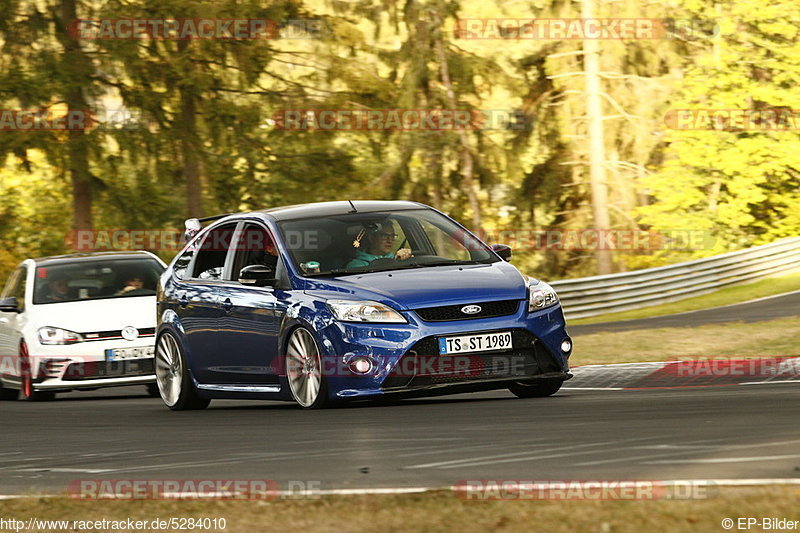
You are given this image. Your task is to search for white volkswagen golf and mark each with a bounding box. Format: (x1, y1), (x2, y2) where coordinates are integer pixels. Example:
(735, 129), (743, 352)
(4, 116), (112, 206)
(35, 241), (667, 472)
(0, 251), (165, 401)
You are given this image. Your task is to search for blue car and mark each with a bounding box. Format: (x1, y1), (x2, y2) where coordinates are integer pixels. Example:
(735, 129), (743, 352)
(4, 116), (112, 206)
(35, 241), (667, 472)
(155, 201), (573, 409)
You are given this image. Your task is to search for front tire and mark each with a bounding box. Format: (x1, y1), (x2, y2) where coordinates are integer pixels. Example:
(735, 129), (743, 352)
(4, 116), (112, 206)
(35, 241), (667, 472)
(0, 379), (18, 400)
(145, 383), (160, 398)
(285, 327), (328, 409)
(508, 378), (563, 398)
(155, 332), (210, 410)
(19, 341), (55, 401)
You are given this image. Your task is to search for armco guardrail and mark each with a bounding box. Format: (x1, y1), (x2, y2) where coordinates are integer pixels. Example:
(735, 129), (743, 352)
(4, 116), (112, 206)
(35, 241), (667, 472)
(550, 237), (800, 319)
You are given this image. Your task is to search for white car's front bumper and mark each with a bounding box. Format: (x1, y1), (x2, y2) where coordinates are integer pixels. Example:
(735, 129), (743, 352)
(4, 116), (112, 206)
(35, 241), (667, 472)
(25, 338), (156, 391)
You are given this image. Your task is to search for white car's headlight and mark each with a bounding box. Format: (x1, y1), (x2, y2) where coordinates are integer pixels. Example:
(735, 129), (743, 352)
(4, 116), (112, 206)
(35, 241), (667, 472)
(327, 300), (407, 323)
(38, 327), (84, 345)
(526, 278), (559, 311)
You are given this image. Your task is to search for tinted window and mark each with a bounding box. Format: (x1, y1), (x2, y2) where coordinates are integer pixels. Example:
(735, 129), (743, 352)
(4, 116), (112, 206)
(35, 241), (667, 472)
(230, 223), (278, 278)
(277, 209), (496, 276)
(33, 258), (164, 304)
(190, 223), (237, 280)
(173, 234), (202, 280)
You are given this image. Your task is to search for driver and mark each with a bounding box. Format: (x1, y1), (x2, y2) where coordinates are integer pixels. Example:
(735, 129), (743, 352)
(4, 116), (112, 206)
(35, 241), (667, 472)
(44, 273), (72, 302)
(116, 276), (144, 295)
(347, 222), (412, 268)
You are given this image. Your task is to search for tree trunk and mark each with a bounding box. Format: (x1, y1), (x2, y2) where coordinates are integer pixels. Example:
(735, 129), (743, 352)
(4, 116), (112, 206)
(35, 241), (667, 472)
(178, 41), (203, 218)
(582, 0), (613, 274)
(433, 14), (481, 231)
(59, 0), (93, 231)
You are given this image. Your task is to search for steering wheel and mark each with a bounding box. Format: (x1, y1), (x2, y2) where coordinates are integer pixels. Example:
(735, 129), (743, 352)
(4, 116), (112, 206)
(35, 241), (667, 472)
(118, 288), (152, 297)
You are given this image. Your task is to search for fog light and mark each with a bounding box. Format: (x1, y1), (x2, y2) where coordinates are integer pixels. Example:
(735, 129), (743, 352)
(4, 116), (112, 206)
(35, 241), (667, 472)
(560, 339), (572, 353)
(349, 357), (373, 374)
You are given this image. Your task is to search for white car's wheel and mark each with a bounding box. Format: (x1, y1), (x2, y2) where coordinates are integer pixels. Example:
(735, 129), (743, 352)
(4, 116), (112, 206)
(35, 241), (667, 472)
(286, 327), (328, 409)
(19, 341), (55, 402)
(0, 379), (18, 400)
(155, 332), (209, 410)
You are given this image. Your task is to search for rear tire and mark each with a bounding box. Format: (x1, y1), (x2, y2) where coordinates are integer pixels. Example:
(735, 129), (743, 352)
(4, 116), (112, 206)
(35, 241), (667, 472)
(19, 341), (56, 401)
(155, 332), (210, 411)
(508, 378), (563, 398)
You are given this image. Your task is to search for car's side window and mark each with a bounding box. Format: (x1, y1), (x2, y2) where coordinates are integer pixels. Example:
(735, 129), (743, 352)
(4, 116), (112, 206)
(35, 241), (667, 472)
(190, 223), (238, 280)
(0, 269), (19, 299)
(13, 267), (26, 311)
(230, 223), (287, 286)
(173, 235), (201, 280)
(0, 267), (26, 312)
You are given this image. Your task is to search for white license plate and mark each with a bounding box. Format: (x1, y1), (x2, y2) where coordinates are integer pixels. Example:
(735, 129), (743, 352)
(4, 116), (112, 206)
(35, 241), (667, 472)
(438, 331), (512, 355)
(105, 346), (155, 361)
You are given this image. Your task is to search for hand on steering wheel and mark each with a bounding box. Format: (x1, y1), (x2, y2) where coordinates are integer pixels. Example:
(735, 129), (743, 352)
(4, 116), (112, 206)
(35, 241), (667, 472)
(395, 248), (413, 261)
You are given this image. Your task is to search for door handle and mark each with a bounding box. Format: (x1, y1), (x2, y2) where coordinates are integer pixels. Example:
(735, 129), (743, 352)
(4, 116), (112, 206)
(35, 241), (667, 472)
(222, 298), (233, 312)
(179, 294), (188, 308)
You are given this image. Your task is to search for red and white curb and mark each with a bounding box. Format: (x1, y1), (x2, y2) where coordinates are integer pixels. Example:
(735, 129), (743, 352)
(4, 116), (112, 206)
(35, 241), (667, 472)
(565, 357), (800, 390)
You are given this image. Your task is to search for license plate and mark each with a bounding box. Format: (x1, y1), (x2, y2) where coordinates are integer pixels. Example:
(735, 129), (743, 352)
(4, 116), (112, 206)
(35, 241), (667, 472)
(105, 346), (155, 361)
(438, 331), (512, 355)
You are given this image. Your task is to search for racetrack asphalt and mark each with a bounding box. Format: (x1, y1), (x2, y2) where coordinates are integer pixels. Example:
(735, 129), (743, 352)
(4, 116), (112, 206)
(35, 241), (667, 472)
(1, 383), (798, 495)
(568, 290), (800, 336)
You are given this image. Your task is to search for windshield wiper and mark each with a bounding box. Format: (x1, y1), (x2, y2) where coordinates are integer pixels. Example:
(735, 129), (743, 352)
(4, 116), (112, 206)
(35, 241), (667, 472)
(309, 268), (377, 277)
(309, 260), (483, 277)
(407, 259), (481, 267)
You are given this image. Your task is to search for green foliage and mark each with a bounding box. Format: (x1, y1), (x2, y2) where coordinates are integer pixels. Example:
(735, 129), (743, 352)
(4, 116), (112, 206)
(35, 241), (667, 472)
(637, 0), (800, 264)
(0, 0), (797, 283)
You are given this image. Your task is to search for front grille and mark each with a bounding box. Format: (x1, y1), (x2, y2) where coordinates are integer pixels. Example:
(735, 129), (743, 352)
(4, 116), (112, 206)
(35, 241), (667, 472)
(62, 359), (154, 380)
(413, 300), (521, 322)
(81, 327), (156, 341)
(382, 329), (562, 390)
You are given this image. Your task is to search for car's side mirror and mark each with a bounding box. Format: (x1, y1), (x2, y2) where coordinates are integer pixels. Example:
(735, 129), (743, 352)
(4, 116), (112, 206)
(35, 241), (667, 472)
(491, 244), (512, 261)
(0, 297), (21, 313)
(238, 265), (276, 287)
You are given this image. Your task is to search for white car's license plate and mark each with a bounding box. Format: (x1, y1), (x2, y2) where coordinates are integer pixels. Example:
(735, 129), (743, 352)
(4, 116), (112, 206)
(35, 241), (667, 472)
(105, 346), (155, 361)
(438, 331), (512, 355)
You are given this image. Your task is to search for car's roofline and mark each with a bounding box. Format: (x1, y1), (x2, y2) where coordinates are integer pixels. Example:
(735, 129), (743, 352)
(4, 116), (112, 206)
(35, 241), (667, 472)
(32, 251), (162, 266)
(217, 200), (427, 223)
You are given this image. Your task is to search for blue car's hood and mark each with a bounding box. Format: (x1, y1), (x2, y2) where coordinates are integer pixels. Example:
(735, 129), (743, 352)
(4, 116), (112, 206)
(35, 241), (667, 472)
(304, 261), (528, 310)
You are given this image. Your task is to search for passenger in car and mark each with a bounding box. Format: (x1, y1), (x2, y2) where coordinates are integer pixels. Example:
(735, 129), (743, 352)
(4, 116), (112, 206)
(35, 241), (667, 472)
(347, 222), (412, 268)
(244, 231), (279, 269)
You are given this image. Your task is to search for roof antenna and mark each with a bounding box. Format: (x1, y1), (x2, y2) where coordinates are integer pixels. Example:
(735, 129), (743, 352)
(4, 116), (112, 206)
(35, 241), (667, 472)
(348, 200), (358, 213)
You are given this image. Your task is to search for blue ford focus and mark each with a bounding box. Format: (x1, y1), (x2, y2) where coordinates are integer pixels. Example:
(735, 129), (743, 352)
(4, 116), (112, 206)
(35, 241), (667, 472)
(155, 201), (573, 409)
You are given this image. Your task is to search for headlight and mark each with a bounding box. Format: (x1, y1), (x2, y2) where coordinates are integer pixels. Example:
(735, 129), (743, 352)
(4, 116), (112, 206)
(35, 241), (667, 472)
(327, 300), (407, 323)
(38, 327), (84, 345)
(526, 279), (559, 311)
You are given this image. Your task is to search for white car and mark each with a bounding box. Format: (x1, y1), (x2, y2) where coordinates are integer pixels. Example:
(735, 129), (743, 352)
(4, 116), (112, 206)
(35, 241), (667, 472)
(0, 251), (166, 401)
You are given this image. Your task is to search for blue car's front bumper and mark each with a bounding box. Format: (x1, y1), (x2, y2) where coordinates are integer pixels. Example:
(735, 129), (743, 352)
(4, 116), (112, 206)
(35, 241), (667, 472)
(312, 301), (572, 399)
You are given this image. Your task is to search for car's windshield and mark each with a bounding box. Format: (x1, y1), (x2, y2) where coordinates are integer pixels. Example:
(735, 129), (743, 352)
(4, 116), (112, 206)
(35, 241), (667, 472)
(33, 257), (164, 304)
(276, 208), (497, 277)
